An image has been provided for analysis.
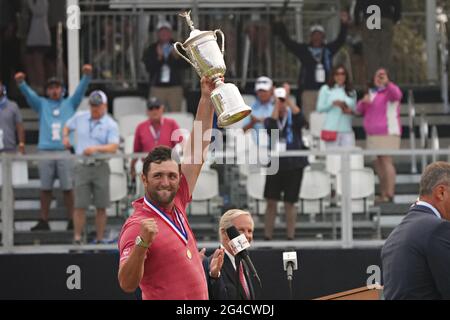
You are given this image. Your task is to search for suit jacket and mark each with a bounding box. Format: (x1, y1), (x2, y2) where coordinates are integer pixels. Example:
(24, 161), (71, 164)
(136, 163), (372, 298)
(203, 253), (262, 300)
(381, 204), (450, 299)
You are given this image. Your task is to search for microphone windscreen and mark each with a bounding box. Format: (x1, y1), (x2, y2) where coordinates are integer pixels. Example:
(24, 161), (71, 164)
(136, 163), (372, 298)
(226, 225), (240, 239)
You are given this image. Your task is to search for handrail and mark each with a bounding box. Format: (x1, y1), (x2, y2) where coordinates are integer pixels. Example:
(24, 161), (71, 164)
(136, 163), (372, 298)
(408, 90), (417, 173)
(419, 113), (429, 170)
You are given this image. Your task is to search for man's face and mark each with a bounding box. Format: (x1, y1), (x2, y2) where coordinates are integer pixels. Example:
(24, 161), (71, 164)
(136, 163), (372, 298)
(310, 31), (324, 47)
(142, 160), (180, 207)
(158, 28), (172, 44)
(222, 214), (254, 247)
(256, 90), (272, 104)
(147, 105), (164, 122)
(47, 84), (63, 100)
(90, 104), (106, 120)
(435, 184), (450, 221)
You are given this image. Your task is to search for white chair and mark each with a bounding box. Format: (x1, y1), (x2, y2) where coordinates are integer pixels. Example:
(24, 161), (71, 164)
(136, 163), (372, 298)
(242, 94), (256, 108)
(117, 114), (147, 139)
(164, 112), (194, 132)
(336, 168), (376, 214)
(108, 156), (125, 174)
(246, 171), (266, 215)
(190, 169), (220, 215)
(134, 159), (145, 198)
(325, 147), (365, 177)
(113, 96), (147, 119)
(299, 168), (331, 219)
(108, 156), (128, 216)
(0, 161), (29, 186)
(78, 97), (90, 111)
(309, 112), (326, 139)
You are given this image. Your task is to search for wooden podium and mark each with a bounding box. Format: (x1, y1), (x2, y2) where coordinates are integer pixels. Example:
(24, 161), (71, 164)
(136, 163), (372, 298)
(315, 285), (383, 300)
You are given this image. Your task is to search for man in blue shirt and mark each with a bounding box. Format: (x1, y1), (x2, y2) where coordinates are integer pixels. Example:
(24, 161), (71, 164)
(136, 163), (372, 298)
(63, 90), (119, 244)
(242, 76), (274, 146)
(15, 64), (92, 231)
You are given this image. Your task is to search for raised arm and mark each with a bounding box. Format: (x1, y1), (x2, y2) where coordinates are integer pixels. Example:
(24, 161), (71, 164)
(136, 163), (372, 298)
(69, 64), (93, 109)
(15, 72), (43, 113)
(327, 12), (350, 55)
(180, 77), (215, 197)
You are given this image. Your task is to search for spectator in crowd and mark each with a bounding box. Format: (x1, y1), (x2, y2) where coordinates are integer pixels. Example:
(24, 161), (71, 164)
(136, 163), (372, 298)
(356, 68), (402, 203)
(382, 161), (450, 299)
(15, 64), (92, 231)
(0, 1), (21, 89)
(131, 97), (181, 179)
(142, 20), (187, 112)
(242, 76), (274, 145)
(0, 81), (25, 154)
(272, 12), (350, 124)
(203, 209), (261, 300)
(354, 0), (401, 80)
(117, 77), (216, 300)
(25, 0), (51, 94)
(316, 65), (357, 148)
(63, 90), (120, 244)
(263, 84), (308, 240)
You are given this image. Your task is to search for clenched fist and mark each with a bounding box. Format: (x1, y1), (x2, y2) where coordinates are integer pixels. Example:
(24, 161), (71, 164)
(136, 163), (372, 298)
(140, 218), (159, 245)
(82, 64), (93, 75)
(15, 72), (26, 84)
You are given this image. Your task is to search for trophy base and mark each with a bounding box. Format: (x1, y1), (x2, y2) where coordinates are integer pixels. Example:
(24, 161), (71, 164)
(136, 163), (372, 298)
(211, 82), (252, 128)
(217, 107), (252, 128)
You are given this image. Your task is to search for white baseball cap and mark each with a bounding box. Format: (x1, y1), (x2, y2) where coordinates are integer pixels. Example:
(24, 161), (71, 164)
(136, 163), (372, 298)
(89, 90), (108, 106)
(310, 24), (325, 34)
(157, 20), (172, 31)
(255, 76), (273, 92)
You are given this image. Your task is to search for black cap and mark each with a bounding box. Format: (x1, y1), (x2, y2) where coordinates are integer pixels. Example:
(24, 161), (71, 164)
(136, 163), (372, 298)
(147, 97), (162, 109)
(46, 77), (63, 88)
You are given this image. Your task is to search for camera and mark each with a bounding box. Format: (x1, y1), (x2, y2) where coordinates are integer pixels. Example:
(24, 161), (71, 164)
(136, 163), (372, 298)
(274, 87), (286, 101)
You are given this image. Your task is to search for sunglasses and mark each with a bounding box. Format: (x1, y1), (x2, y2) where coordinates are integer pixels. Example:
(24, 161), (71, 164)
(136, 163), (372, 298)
(148, 105), (161, 111)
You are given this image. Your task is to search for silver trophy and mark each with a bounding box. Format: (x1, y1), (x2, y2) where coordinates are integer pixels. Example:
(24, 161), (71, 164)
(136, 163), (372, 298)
(174, 11), (251, 128)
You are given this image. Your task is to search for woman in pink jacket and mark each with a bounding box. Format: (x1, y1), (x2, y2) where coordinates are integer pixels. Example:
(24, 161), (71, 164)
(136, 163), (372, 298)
(356, 68), (403, 203)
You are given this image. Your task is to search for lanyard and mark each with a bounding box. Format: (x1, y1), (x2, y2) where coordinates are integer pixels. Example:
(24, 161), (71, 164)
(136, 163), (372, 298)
(143, 196), (188, 245)
(149, 119), (163, 142)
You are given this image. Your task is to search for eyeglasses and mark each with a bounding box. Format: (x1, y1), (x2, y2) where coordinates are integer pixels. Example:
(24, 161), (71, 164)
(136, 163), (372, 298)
(148, 105), (161, 111)
(335, 72), (346, 76)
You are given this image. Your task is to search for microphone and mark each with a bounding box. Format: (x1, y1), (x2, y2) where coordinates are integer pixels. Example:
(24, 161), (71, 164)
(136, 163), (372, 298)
(226, 225), (262, 289)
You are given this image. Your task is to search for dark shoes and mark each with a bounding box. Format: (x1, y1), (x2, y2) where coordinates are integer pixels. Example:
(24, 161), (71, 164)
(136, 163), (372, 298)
(67, 219), (74, 231)
(30, 219), (50, 231)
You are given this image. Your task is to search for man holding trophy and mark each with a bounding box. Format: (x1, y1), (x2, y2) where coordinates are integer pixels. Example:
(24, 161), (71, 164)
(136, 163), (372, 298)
(117, 12), (251, 300)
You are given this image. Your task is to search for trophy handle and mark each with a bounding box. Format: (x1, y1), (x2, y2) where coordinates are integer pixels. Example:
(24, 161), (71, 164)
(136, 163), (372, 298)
(173, 42), (196, 69)
(214, 29), (225, 56)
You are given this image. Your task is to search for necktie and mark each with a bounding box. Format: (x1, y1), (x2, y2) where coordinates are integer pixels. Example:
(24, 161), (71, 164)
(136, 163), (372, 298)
(239, 262), (251, 300)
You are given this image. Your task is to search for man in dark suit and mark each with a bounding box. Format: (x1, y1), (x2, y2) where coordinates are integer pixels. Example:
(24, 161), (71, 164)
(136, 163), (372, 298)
(382, 161), (450, 300)
(203, 209), (262, 300)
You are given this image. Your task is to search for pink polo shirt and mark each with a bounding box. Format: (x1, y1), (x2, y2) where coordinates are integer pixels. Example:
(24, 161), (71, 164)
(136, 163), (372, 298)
(118, 175), (208, 300)
(133, 117), (181, 153)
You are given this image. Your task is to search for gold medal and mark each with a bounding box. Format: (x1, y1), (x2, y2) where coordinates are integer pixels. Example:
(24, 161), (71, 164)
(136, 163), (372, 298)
(186, 248), (192, 259)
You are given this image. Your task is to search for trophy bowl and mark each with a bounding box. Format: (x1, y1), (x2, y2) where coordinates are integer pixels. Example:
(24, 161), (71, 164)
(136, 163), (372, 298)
(174, 11), (251, 128)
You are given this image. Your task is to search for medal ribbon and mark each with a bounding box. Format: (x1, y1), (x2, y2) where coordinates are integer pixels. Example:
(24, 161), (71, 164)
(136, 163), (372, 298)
(143, 196), (188, 245)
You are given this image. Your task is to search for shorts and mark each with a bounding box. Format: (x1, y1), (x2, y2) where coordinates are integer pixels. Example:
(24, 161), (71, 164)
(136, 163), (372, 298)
(366, 135), (401, 150)
(264, 168), (304, 203)
(74, 162), (110, 209)
(38, 150), (74, 191)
